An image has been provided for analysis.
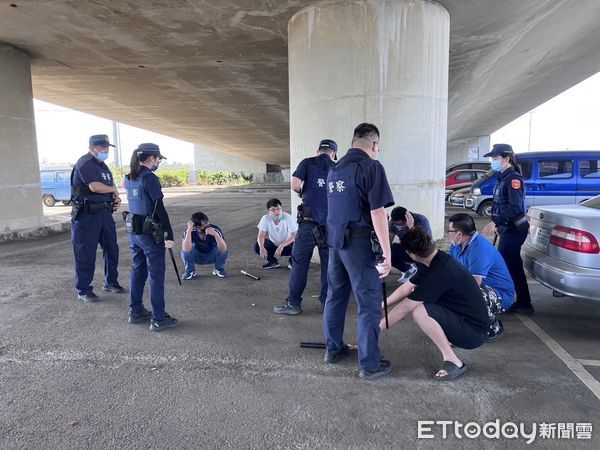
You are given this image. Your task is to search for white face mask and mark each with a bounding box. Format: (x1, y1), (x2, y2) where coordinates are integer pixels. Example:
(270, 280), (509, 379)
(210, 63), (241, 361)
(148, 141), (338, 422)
(450, 231), (463, 246)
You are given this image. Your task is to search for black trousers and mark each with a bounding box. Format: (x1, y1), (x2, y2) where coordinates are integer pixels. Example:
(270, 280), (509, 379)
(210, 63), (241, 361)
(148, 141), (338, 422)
(498, 227), (532, 307)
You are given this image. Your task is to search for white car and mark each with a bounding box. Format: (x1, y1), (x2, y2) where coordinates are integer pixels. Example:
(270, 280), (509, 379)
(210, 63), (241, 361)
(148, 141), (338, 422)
(522, 195), (600, 301)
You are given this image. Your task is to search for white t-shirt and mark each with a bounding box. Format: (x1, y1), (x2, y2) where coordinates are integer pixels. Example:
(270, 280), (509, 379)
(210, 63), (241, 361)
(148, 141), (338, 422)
(257, 212), (298, 246)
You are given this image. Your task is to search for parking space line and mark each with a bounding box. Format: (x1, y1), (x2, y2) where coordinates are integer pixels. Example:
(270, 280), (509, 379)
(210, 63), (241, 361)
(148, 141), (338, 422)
(578, 359), (600, 367)
(517, 315), (600, 401)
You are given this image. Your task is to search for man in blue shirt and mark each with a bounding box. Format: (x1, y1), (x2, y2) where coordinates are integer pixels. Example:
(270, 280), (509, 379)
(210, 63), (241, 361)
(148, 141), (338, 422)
(448, 213), (515, 342)
(181, 211), (228, 279)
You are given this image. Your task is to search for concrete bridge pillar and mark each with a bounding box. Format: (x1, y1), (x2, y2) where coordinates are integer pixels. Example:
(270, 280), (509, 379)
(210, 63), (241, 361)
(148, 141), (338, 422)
(288, 0), (450, 238)
(0, 45), (42, 232)
(447, 136), (491, 167)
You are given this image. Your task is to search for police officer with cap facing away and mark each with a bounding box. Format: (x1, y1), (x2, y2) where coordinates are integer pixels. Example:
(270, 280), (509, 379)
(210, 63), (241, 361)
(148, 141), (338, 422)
(323, 123), (394, 381)
(70, 134), (125, 302)
(274, 139), (337, 315)
(482, 143), (534, 315)
(124, 143), (178, 331)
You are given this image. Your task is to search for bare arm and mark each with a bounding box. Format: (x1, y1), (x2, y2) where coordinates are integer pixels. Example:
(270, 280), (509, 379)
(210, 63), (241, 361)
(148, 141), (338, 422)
(88, 182), (118, 195)
(182, 221), (195, 252)
(291, 176), (303, 197)
(371, 207), (392, 277)
(206, 227), (227, 252)
(257, 230), (268, 259)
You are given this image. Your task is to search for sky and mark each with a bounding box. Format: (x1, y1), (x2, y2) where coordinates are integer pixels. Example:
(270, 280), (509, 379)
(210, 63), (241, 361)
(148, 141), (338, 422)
(34, 71), (600, 167)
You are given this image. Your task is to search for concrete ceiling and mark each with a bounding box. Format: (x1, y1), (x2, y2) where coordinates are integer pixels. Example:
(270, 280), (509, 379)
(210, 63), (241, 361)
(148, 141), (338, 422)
(1, 0), (600, 165)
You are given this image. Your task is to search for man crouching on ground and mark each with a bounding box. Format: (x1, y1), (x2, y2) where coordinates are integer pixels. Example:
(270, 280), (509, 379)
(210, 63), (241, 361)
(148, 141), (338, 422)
(380, 227), (490, 381)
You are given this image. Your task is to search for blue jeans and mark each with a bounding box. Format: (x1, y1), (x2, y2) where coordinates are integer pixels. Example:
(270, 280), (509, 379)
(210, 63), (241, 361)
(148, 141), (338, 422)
(323, 237), (382, 372)
(181, 246), (228, 273)
(288, 222), (328, 306)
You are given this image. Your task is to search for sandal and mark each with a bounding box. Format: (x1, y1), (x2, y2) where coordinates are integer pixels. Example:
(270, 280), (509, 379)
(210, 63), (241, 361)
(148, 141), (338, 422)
(433, 361), (467, 381)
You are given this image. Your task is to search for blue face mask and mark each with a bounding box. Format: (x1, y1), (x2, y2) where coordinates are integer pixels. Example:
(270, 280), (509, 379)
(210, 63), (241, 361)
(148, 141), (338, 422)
(96, 151), (109, 162)
(491, 160), (502, 172)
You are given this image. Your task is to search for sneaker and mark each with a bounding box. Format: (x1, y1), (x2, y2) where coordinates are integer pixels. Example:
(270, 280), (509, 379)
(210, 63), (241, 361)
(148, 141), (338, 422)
(182, 270), (197, 280)
(262, 261), (280, 269)
(287, 258), (293, 269)
(398, 264), (417, 284)
(77, 292), (100, 303)
(212, 268), (228, 278)
(486, 320), (505, 343)
(506, 304), (535, 315)
(273, 301), (302, 315)
(128, 308), (152, 324)
(149, 314), (179, 332)
(359, 359), (392, 381)
(102, 284), (126, 294)
(324, 344), (352, 364)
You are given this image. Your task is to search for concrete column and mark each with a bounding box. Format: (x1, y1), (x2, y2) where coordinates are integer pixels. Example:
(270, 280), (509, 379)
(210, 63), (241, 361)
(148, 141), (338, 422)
(447, 136), (491, 167)
(193, 144), (266, 182)
(288, 0), (450, 238)
(0, 45), (42, 232)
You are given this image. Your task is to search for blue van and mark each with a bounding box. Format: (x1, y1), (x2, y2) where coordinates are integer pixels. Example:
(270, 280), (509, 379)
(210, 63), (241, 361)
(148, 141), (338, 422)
(464, 151), (600, 216)
(40, 166), (72, 207)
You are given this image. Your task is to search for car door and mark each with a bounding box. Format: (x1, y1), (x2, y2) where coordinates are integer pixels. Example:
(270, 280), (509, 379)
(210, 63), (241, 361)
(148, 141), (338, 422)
(577, 157), (600, 203)
(55, 171), (71, 201)
(40, 171), (55, 197)
(531, 157), (575, 206)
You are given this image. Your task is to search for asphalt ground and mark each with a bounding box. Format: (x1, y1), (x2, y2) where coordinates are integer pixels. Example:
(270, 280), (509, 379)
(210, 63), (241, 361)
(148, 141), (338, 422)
(0, 186), (599, 449)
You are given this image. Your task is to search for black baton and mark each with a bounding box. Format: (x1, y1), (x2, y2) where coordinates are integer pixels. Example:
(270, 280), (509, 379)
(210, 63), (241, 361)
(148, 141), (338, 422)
(168, 247), (182, 286)
(299, 342), (326, 349)
(382, 279), (389, 329)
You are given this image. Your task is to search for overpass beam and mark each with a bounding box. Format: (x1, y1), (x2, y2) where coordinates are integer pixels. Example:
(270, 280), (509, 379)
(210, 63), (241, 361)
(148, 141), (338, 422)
(288, 0), (450, 238)
(0, 45), (42, 232)
(447, 136), (491, 167)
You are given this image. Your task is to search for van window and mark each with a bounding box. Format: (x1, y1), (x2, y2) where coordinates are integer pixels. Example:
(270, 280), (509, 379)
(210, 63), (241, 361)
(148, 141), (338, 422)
(56, 171), (70, 183)
(456, 172), (474, 181)
(40, 172), (54, 183)
(538, 159), (573, 179)
(580, 159), (600, 178)
(520, 160), (532, 180)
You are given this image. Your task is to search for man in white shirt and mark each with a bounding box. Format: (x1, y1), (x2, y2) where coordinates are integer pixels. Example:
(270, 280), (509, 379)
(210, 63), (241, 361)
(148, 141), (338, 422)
(254, 198), (298, 269)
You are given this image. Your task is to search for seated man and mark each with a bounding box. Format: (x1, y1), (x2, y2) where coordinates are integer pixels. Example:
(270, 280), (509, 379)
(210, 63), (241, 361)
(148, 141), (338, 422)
(254, 198), (297, 269)
(381, 227), (490, 381)
(388, 206), (432, 282)
(181, 211), (228, 279)
(448, 213), (515, 342)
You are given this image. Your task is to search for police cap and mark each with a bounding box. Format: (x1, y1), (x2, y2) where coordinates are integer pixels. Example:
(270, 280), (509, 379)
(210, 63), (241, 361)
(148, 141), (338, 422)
(483, 143), (514, 158)
(136, 143), (167, 160)
(89, 134), (115, 147)
(318, 139), (338, 152)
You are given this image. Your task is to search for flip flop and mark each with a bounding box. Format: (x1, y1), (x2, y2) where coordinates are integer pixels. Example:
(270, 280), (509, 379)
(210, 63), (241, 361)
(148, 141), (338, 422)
(433, 361), (467, 381)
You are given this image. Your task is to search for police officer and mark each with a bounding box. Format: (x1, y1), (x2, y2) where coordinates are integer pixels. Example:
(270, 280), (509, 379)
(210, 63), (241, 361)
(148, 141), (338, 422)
(323, 123), (395, 381)
(482, 144), (534, 315)
(273, 139), (337, 315)
(70, 134), (125, 302)
(124, 143), (178, 332)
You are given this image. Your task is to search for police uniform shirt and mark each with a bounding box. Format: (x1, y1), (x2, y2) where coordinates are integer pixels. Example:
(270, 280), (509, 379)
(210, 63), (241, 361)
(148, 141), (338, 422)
(409, 251), (490, 332)
(137, 166), (164, 205)
(72, 153), (114, 202)
(388, 212), (433, 239)
(257, 212), (298, 246)
(293, 153), (335, 225)
(493, 166), (525, 226)
(449, 232), (515, 309)
(182, 225), (225, 253)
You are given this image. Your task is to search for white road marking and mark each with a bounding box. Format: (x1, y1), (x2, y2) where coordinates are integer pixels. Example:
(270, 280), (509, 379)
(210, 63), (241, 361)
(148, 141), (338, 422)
(518, 315), (600, 401)
(578, 359), (600, 367)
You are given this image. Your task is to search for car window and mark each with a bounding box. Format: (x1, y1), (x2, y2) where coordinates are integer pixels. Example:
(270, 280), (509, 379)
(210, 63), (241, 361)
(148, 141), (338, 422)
(472, 163), (491, 171)
(520, 160), (532, 180)
(581, 195), (600, 209)
(456, 172), (472, 181)
(56, 171), (70, 183)
(580, 159), (600, 178)
(40, 171), (54, 183)
(538, 159), (573, 179)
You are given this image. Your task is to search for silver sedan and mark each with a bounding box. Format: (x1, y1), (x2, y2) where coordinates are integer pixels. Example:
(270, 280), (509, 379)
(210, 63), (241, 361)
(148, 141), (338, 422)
(522, 195), (600, 301)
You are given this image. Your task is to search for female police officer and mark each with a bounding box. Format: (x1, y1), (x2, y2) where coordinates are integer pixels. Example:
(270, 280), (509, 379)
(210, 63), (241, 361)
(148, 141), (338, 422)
(124, 143), (178, 331)
(482, 144), (534, 315)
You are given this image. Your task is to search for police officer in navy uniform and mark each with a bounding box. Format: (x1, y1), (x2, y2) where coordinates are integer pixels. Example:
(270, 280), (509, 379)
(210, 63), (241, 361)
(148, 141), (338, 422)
(124, 144), (178, 331)
(70, 134), (125, 302)
(273, 139), (337, 315)
(482, 144), (534, 315)
(323, 123), (395, 381)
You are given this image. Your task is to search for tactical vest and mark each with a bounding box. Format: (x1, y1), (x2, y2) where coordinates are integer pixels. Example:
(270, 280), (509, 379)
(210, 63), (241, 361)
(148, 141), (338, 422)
(125, 171), (153, 216)
(492, 168), (525, 226)
(302, 156), (333, 225)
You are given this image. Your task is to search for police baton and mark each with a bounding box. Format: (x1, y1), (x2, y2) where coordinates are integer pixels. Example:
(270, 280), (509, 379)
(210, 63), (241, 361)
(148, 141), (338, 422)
(168, 247), (182, 286)
(382, 279), (389, 329)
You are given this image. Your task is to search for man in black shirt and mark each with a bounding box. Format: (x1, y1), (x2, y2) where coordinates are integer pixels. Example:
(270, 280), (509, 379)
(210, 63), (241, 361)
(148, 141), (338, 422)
(380, 227), (489, 381)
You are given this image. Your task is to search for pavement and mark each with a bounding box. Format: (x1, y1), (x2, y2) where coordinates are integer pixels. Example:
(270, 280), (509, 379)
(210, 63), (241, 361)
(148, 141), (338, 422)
(0, 186), (599, 449)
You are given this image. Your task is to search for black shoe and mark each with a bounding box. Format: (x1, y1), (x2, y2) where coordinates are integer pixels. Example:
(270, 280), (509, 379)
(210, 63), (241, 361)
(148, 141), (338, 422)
(149, 314), (179, 332)
(319, 303), (325, 314)
(262, 261), (280, 269)
(359, 360), (392, 381)
(102, 284), (126, 294)
(273, 301), (302, 315)
(77, 292), (100, 303)
(324, 344), (352, 364)
(128, 308), (152, 324)
(486, 320), (505, 343)
(506, 304), (535, 315)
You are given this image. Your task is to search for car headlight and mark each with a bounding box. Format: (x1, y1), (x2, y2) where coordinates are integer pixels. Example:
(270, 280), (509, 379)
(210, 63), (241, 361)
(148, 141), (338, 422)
(472, 188), (481, 195)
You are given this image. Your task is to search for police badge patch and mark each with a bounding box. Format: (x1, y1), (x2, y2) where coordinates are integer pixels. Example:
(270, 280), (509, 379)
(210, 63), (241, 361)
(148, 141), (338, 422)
(511, 179), (521, 189)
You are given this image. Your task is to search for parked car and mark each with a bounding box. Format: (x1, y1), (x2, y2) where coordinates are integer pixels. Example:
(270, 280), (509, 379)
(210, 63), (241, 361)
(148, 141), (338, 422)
(446, 161), (490, 175)
(521, 194), (600, 301)
(448, 186), (471, 207)
(40, 166), (72, 207)
(445, 169), (487, 200)
(464, 150), (600, 217)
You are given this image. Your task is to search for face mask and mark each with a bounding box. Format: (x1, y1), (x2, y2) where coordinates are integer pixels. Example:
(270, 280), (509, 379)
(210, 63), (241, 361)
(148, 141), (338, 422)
(271, 214), (281, 222)
(96, 151), (109, 162)
(450, 232), (462, 246)
(150, 164), (159, 172)
(491, 160), (503, 172)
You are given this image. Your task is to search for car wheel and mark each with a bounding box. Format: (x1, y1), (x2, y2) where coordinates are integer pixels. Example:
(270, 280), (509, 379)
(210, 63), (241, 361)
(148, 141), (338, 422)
(42, 194), (56, 207)
(477, 200), (492, 217)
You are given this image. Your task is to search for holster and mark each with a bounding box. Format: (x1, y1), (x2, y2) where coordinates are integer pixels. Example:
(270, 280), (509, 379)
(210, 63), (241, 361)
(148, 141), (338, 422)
(143, 216), (165, 244)
(511, 215), (529, 233)
(311, 225), (328, 249)
(370, 231), (384, 261)
(71, 203), (82, 221)
(297, 204), (316, 225)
